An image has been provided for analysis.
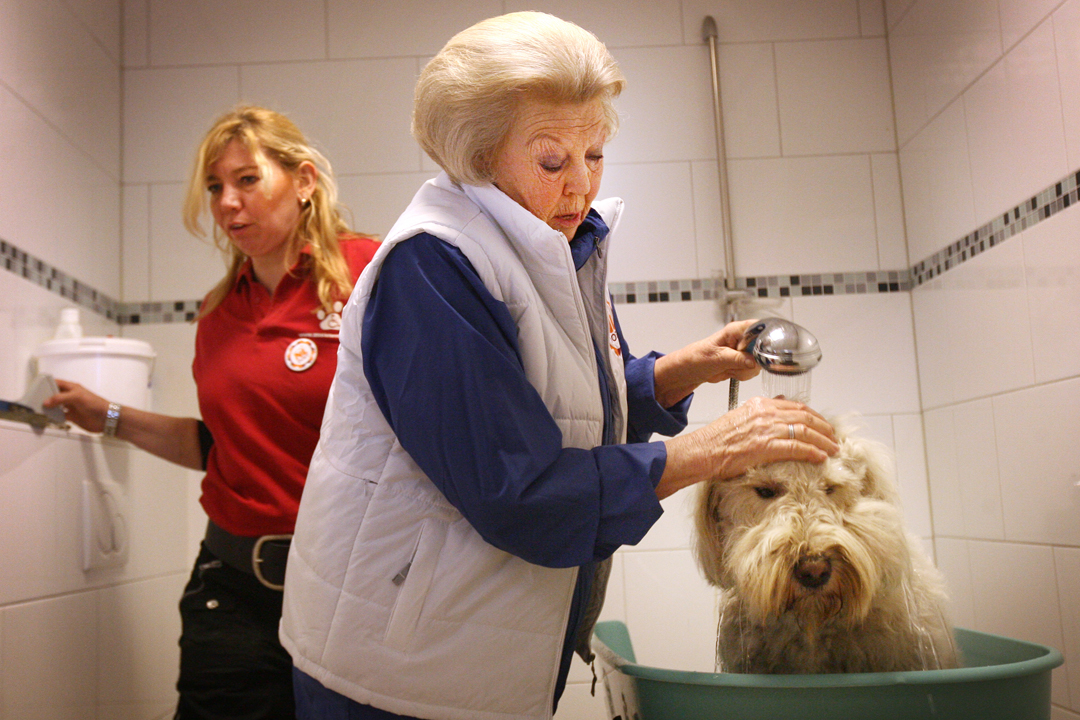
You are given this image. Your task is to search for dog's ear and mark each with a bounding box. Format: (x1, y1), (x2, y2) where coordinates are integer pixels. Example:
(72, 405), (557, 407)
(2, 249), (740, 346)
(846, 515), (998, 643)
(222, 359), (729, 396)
(839, 434), (900, 503)
(693, 480), (727, 587)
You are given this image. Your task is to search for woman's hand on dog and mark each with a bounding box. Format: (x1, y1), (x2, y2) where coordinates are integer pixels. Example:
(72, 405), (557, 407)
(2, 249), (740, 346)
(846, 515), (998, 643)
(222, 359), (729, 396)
(656, 396), (838, 500)
(652, 319), (761, 408)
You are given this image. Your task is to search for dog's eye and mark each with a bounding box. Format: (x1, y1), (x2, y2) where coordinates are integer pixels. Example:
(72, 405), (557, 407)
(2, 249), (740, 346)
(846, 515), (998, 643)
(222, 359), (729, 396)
(755, 486), (779, 499)
(824, 484), (837, 495)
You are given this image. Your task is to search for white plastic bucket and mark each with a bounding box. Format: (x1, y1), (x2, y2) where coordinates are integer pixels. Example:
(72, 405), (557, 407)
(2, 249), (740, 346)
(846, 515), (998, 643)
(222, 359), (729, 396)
(35, 337), (156, 411)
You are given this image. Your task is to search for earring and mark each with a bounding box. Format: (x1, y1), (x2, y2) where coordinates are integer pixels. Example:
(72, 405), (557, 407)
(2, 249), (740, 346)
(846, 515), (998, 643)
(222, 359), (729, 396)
(301, 196), (311, 207)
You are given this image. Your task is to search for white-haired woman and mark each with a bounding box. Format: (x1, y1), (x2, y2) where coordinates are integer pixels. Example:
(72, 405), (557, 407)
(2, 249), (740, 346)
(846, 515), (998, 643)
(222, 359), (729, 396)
(281, 13), (837, 720)
(46, 106), (380, 719)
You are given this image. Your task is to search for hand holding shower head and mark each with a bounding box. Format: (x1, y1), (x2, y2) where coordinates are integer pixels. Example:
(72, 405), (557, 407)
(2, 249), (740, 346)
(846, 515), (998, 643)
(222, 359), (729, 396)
(740, 318), (821, 375)
(729, 318), (822, 409)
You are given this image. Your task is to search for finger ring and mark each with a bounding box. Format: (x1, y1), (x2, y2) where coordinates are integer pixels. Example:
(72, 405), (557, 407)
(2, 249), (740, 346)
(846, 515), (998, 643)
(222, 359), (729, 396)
(788, 424), (796, 440)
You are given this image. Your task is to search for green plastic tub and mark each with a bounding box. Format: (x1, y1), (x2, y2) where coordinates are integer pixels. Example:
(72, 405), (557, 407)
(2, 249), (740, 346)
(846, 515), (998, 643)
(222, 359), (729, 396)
(591, 620), (1063, 720)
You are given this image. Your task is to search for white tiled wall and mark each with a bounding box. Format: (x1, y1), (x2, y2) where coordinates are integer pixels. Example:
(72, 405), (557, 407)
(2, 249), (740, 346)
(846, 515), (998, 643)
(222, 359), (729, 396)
(729, 155), (881, 275)
(149, 0), (326, 66)
(0, 0), (121, 176)
(889, 0), (1004, 147)
(1022, 187), (1080, 379)
(0, 416), (191, 719)
(681, 0), (862, 43)
(0, 1), (189, 718)
(897, 1), (1080, 718)
(898, 100), (978, 263)
(1057, 1), (1080, 170)
(0, 79), (120, 297)
(774, 38), (895, 156)
(2, 0), (1077, 718)
(964, 20), (1069, 228)
(912, 241), (1036, 407)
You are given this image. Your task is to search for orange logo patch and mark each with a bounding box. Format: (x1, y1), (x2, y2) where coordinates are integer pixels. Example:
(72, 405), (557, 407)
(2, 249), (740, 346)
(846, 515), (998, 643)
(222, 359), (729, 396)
(285, 338), (318, 372)
(606, 298), (621, 357)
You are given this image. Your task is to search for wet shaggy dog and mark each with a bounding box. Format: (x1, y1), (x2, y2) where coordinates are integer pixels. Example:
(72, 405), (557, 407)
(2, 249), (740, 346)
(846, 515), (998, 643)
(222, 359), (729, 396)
(693, 428), (959, 674)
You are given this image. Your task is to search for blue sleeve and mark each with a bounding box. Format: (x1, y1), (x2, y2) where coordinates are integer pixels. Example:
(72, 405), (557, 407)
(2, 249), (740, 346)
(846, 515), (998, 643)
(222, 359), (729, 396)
(361, 234), (665, 568)
(612, 305), (691, 444)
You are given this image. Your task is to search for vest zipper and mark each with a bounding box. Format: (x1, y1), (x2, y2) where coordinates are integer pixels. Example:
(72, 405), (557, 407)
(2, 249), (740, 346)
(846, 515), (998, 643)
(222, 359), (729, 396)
(392, 563), (411, 585)
(392, 524), (425, 585)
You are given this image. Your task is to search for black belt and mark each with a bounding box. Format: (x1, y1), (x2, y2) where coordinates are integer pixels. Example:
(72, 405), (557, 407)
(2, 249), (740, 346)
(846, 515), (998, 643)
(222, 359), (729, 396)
(203, 520), (292, 591)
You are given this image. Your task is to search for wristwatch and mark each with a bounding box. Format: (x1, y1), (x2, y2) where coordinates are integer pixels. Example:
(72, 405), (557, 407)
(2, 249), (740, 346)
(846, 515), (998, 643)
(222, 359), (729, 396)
(103, 402), (121, 437)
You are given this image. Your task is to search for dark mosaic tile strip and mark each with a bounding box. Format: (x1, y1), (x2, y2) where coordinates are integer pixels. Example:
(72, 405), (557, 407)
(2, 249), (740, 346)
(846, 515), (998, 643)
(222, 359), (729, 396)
(609, 270), (910, 304)
(733, 270), (910, 298)
(0, 238), (204, 324)
(911, 168), (1080, 287)
(608, 277), (720, 305)
(0, 239), (913, 319)
(6, 166), (1078, 319)
(119, 300), (202, 325)
(0, 239), (123, 321)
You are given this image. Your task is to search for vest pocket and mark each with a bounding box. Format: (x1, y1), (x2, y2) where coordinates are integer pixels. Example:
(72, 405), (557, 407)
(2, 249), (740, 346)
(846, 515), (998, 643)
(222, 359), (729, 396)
(383, 518), (446, 652)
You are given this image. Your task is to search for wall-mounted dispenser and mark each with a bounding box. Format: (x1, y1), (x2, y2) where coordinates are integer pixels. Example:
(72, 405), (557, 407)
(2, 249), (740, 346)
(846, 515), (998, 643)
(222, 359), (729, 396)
(34, 309), (156, 412)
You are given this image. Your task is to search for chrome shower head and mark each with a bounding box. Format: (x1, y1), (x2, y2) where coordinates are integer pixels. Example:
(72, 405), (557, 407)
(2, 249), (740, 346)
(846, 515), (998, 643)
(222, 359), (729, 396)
(735, 318), (822, 406)
(741, 318), (822, 375)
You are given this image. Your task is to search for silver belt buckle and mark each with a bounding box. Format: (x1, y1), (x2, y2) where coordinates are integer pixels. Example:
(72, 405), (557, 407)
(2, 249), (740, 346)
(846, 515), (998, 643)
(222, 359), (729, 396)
(251, 534), (292, 591)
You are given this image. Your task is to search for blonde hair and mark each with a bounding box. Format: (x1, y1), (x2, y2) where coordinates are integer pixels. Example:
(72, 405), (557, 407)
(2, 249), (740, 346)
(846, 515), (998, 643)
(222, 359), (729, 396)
(183, 105), (373, 317)
(413, 12), (625, 186)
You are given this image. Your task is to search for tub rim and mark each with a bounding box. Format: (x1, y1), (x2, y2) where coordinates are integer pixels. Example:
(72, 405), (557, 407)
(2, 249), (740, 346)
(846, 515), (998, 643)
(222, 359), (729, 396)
(591, 620), (1064, 690)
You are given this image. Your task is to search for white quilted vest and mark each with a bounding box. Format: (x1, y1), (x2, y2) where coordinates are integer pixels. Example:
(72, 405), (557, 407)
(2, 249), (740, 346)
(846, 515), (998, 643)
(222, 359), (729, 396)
(280, 173), (628, 720)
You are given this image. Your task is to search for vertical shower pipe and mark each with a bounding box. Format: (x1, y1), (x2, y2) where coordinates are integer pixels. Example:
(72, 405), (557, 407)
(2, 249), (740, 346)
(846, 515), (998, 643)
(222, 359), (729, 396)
(702, 16), (743, 411)
(702, 16), (737, 298)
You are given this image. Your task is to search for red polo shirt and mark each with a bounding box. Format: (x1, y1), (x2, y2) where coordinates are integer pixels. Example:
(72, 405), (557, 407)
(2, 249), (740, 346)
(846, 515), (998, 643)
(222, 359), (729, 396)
(193, 235), (380, 536)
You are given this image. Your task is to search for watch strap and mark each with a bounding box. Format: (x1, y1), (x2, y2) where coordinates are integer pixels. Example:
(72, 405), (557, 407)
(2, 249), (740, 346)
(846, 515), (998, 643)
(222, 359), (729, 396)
(103, 402), (121, 437)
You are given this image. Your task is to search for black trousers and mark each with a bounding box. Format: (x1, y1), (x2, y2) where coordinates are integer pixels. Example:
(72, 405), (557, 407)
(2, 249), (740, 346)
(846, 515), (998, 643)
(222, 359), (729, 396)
(175, 544), (295, 720)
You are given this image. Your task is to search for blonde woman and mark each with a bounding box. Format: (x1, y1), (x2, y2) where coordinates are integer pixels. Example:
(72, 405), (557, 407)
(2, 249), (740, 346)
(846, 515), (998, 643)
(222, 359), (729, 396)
(282, 13), (836, 720)
(46, 106), (379, 719)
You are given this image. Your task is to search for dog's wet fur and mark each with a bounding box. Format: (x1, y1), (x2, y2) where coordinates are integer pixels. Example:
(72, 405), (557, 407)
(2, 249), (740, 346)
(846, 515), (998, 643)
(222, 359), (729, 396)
(694, 426), (960, 673)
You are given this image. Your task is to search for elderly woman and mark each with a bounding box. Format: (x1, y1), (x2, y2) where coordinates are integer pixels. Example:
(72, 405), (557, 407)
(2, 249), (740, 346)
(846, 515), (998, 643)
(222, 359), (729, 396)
(280, 12), (837, 720)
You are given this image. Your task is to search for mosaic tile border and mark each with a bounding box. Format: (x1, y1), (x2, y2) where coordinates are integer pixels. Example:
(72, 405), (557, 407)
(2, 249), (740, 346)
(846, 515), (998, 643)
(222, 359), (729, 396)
(4, 166), (1078, 322)
(0, 239), (201, 324)
(121, 300), (202, 325)
(736, 270), (910, 297)
(609, 270), (910, 304)
(1, 240), (123, 320)
(911, 168), (1080, 286)
(609, 278), (720, 304)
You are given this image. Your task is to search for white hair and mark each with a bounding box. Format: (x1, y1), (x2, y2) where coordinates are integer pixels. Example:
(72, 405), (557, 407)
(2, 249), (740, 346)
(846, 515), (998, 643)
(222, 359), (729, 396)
(412, 12), (625, 186)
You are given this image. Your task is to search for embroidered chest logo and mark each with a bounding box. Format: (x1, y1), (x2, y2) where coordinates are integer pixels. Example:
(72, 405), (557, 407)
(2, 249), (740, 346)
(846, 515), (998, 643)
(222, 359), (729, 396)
(285, 338), (318, 372)
(606, 298), (622, 357)
(316, 301), (345, 331)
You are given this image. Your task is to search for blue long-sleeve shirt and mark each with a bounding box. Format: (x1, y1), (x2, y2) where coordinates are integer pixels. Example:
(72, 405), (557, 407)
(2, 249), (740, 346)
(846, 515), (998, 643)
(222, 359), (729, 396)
(360, 211), (690, 708)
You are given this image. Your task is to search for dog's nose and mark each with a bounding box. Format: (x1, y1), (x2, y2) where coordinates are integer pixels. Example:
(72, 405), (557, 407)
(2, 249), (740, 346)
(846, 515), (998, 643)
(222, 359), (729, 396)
(794, 556), (832, 589)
